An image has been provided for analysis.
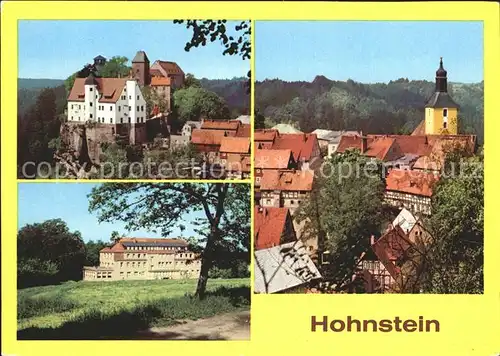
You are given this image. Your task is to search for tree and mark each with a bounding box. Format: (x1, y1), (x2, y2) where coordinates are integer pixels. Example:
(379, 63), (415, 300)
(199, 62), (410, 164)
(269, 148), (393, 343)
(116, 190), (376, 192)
(173, 87), (231, 123)
(295, 150), (385, 291)
(174, 20), (251, 93)
(85, 240), (108, 266)
(98, 56), (131, 78)
(421, 156), (483, 293)
(18, 219), (86, 287)
(88, 183), (250, 299)
(184, 73), (202, 88)
(254, 111), (266, 129)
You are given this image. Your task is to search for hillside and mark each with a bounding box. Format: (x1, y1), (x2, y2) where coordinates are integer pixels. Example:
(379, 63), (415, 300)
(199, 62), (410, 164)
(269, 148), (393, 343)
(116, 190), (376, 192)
(255, 76), (484, 143)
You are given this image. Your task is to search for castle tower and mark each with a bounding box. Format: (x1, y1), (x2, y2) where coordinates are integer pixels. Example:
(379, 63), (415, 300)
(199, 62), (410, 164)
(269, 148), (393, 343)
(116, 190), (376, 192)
(84, 73), (98, 122)
(131, 50), (151, 86)
(424, 58), (460, 135)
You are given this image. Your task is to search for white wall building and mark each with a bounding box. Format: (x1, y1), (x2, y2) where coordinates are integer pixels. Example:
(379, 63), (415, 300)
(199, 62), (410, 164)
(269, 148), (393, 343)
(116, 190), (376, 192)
(67, 73), (147, 125)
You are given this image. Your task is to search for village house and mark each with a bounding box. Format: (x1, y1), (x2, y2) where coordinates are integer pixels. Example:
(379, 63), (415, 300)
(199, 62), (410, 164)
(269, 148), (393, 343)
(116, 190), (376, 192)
(384, 168), (439, 216)
(254, 149), (297, 188)
(254, 206), (297, 250)
(255, 130), (321, 170)
(182, 121), (203, 138)
(259, 169), (315, 214)
(219, 136), (251, 179)
(82, 237), (200, 281)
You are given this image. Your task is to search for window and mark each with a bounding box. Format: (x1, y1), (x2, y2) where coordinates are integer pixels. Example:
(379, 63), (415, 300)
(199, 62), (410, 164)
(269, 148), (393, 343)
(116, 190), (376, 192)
(118, 106), (121, 112)
(129, 106), (132, 110)
(443, 108), (448, 117)
(141, 105), (144, 111)
(443, 122), (447, 129)
(110, 118), (113, 124)
(128, 118), (131, 123)
(129, 95), (132, 100)
(137, 95), (139, 100)
(90, 114), (93, 119)
(90, 102), (93, 107)
(110, 106), (113, 111)
(120, 118), (123, 124)
(71, 116), (73, 120)
(137, 106), (139, 111)
(90, 88), (93, 92)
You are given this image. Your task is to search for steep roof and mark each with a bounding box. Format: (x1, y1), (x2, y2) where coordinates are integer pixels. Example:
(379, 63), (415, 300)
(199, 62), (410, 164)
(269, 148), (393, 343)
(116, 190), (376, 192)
(132, 51), (150, 63)
(254, 240), (322, 294)
(255, 129), (278, 142)
(219, 137), (251, 154)
(272, 133), (319, 162)
(255, 149), (295, 169)
(411, 120), (426, 136)
(425, 92), (460, 109)
(190, 129), (229, 146)
(392, 208), (418, 234)
(371, 225), (414, 280)
(236, 123), (251, 137)
(254, 207), (291, 250)
(151, 76), (171, 86)
(385, 169), (439, 197)
(68, 77), (128, 103)
(201, 120), (240, 131)
(260, 169), (314, 192)
(153, 60), (184, 75)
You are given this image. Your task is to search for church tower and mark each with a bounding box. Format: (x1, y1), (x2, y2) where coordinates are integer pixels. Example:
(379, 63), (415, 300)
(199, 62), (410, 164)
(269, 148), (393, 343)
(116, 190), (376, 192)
(131, 50), (151, 86)
(424, 58), (459, 135)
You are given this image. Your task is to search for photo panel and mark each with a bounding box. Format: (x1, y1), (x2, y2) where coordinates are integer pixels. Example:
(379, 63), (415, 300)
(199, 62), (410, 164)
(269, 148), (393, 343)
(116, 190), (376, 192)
(17, 20), (251, 181)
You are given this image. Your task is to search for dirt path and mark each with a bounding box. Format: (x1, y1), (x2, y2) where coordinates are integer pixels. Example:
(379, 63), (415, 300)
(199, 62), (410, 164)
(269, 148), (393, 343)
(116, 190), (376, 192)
(135, 310), (250, 340)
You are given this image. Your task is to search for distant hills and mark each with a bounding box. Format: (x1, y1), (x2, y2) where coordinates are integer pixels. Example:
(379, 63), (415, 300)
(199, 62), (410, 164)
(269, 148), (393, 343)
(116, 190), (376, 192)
(255, 76), (484, 144)
(18, 77), (249, 117)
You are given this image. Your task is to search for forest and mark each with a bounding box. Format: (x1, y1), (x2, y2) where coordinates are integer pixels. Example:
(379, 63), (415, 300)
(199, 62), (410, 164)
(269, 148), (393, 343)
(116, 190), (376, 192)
(255, 76), (484, 143)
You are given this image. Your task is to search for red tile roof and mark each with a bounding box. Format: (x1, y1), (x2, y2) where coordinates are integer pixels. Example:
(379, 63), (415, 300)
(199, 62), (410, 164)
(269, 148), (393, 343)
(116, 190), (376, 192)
(151, 76), (171, 86)
(191, 129), (228, 146)
(411, 120), (426, 136)
(255, 149), (295, 169)
(119, 238), (188, 245)
(219, 137), (250, 154)
(336, 135), (403, 161)
(154, 60), (184, 75)
(260, 169), (314, 191)
(254, 206), (290, 250)
(272, 133), (320, 162)
(67, 77), (127, 103)
(371, 225), (414, 279)
(385, 169), (439, 197)
(255, 129), (278, 142)
(236, 123), (251, 137)
(201, 120), (240, 131)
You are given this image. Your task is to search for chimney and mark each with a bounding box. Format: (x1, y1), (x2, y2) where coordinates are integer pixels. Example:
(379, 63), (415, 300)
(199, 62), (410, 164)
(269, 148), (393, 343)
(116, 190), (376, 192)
(361, 136), (367, 153)
(370, 235), (375, 245)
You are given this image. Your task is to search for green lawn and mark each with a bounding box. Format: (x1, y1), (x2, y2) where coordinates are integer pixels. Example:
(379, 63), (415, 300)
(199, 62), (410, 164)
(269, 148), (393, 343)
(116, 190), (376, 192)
(18, 278), (250, 339)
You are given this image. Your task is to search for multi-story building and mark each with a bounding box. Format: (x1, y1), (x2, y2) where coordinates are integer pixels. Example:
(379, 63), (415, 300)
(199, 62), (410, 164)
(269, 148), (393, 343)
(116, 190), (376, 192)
(259, 169), (315, 214)
(82, 237), (201, 281)
(384, 169), (439, 216)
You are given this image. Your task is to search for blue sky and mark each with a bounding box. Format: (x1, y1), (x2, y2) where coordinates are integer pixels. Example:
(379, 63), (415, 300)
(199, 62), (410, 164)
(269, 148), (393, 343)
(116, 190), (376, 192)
(18, 183), (203, 243)
(18, 20), (249, 80)
(255, 21), (483, 83)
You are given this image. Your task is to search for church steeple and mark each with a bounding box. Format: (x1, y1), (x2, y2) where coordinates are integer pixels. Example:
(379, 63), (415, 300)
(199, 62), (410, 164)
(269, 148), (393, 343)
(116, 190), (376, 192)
(435, 57), (448, 92)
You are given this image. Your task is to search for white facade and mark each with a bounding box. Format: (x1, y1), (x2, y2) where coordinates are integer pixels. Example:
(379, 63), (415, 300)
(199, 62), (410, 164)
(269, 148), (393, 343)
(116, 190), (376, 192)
(67, 80), (147, 124)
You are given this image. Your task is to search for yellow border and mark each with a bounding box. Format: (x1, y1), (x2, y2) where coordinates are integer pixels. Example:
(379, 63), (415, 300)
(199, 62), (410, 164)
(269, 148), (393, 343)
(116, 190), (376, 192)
(3, 2), (500, 356)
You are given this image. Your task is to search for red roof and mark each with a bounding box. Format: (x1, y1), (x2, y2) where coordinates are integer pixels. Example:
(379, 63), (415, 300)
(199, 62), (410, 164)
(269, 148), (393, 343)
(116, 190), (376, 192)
(190, 129), (228, 146)
(336, 135), (403, 161)
(219, 137), (250, 154)
(371, 225), (414, 280)
(201, 120), (240, 131)
(272, 133), (320, 162)
(260, 169), (314, 191)
(255, 129), (278, 142)
(154, 60), (184, 75)
(68, 77), (127, 103)
(236, 123), (251, 137)
(254, 206), (290, 250)
(255, 149), (295, 169)
(385, 169), (439, 197)
(151, 76), (171, 86)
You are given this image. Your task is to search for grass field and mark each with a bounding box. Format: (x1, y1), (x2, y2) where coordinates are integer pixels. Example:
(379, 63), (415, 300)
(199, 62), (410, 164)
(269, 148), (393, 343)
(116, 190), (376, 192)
(18, 278), (250, 339)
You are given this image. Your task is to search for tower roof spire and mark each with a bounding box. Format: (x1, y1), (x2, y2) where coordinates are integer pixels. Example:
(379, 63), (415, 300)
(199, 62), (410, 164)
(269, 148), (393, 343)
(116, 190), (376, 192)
(436, 57), (447, 77)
